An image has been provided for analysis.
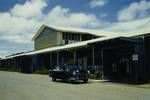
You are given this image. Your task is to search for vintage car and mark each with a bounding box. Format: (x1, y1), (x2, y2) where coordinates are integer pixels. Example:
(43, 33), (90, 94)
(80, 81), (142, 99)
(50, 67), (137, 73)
(49, 64), (89, 83)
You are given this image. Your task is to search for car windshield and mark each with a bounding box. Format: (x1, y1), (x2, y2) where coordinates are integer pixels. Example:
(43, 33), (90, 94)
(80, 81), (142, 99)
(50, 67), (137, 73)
(54, 64), (84, 71)
(66, 65), (80, 71)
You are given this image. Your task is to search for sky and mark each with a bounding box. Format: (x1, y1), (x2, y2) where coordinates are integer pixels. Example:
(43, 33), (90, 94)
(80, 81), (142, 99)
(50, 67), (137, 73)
(0, 0), (150, 58)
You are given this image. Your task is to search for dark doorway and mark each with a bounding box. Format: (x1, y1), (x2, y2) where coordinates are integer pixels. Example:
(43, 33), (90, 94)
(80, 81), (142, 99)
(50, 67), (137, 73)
(102, 43), (135, 82)
(145, 36), (150, 79)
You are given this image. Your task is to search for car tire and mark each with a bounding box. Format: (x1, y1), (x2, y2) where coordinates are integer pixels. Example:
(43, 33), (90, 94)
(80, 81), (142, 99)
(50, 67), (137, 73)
(52, 77), (56, 81)
(83, 79), (88, 83)
(68, 78), (74, 83)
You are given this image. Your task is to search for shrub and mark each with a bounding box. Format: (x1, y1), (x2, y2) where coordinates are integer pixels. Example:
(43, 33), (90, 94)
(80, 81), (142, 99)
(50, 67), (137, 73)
(16, 68), (21, 72)
(0, 66), (16, 72)
(33, 69), (49, 75)
(90, 71), (102, 79)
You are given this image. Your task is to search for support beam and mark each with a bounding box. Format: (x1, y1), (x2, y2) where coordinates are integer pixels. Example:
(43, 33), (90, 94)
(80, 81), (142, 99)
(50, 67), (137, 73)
(50, 53), (52, 65)
(92, 47), (95, 66)
(101, 49), (104, 79)
(73, 51), (76, 64)
(57, 52), (59, 65)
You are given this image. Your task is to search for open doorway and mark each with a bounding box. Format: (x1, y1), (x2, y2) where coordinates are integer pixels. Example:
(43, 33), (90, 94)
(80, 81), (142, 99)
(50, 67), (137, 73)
(102, 44), (135, 82)
(145, 36), (150, 79)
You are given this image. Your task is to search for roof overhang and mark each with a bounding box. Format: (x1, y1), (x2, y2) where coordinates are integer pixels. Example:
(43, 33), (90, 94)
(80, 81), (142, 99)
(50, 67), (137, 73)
(88, 36), (142, 48)
(1, 35), (143, 60)
(32, 24), (120, 41)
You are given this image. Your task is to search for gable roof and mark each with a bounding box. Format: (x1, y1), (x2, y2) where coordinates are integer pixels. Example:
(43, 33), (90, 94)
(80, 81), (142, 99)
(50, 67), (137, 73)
(32, 24), (120, 41)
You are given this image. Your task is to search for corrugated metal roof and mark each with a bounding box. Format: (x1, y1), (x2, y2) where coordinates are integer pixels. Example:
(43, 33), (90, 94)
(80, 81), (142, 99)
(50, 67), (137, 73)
(32, 24), (120, 41)
(121, 28), (150, 37)
(2, 37), (112, 59)
(25, 42), (88, 55)
(2, 27), (150, 59)
(7, 36), (120, 57)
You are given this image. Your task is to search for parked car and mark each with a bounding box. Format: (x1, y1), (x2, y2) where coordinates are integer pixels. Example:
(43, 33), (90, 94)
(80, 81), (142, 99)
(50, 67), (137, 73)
(49, 64), (89, 83)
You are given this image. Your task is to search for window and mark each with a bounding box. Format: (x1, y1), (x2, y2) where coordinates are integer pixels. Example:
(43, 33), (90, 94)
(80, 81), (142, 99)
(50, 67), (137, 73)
(69, 34), (72, 40)
(62, 32), (66, 39)
(76, 34), (80, 41)
(62, 32), (81, 41)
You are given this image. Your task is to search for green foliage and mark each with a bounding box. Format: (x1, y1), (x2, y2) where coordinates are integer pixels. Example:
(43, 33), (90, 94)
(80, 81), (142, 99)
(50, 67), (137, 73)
(33, 69), (49, 75)
(90, 71), (102, 79)
(0, 66), (16, 72)
(16, 68), (21, 72)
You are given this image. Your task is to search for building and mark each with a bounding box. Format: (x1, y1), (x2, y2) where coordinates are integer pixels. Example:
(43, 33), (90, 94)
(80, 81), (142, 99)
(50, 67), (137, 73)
(0, 25), (150, 83)
(32, 25), (104, 50)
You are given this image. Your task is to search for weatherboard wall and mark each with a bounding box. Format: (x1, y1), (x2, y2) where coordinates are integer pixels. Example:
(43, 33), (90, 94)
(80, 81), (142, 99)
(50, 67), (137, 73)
(34, 28), (59, 50)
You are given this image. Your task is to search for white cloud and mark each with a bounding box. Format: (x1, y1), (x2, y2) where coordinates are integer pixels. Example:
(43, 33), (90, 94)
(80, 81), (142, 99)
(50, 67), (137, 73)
(118, 0), (150, 21)
(11, 0), (47, 19)
(0, 0), (110, 57)
(0, 12), (41, 43)
(0, 0), (150, 57)
(89, 0), (107, 8)
(44, 6), (110, 28)
(0, 0), (110, 45)
(0, 12), (40, 34)
(0, 0), (46, 44)
(104, 17), (150, 32)
(0, 33), (34, 43)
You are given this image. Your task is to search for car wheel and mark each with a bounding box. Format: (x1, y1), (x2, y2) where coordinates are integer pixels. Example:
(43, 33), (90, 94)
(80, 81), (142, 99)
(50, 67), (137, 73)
(52, 77), (56, 81)
(83, 79), (88, 83)
(68, 78), (74, 83)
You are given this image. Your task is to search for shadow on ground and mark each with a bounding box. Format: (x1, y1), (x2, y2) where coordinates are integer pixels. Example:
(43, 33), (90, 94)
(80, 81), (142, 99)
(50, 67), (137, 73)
(97, 80), (150, 89)
(51, 79), (92, 85)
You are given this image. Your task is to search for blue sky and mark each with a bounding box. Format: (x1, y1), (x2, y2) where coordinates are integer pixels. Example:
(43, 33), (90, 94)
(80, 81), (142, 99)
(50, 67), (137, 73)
(0, 0), (150, 58)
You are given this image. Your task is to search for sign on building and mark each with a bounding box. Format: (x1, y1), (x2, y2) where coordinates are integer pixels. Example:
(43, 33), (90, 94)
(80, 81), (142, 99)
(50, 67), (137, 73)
(132, 54), (139, 61)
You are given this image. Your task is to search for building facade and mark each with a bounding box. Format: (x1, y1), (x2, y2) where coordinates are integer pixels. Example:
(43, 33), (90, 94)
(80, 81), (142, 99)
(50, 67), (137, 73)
(33, 25), (101, 50)
(0, 25), (150, 84)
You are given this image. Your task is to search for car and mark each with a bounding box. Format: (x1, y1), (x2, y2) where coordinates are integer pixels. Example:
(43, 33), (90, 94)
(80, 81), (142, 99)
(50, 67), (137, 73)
(49, 64), (89, 83)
